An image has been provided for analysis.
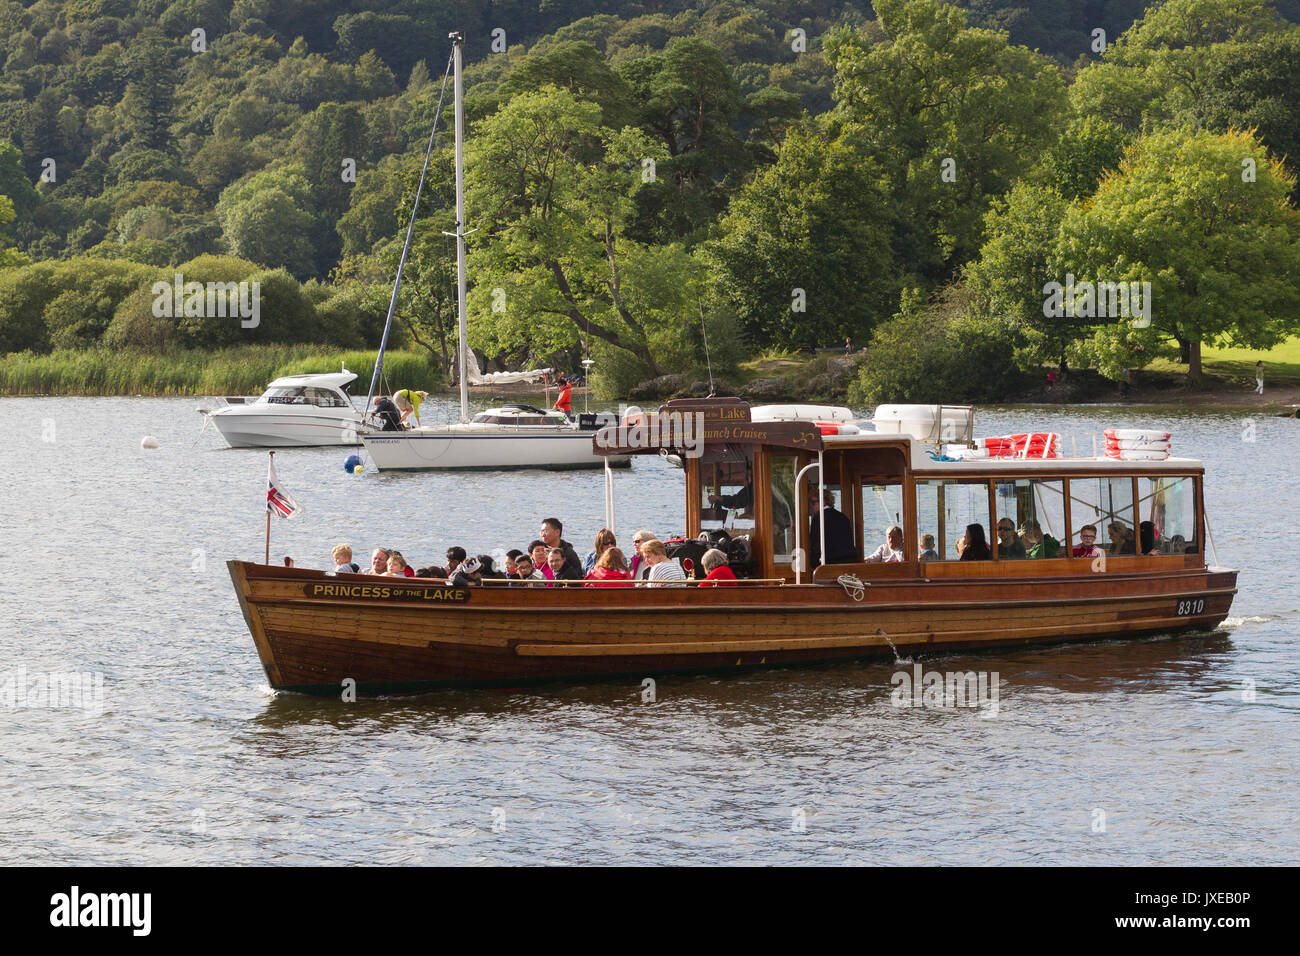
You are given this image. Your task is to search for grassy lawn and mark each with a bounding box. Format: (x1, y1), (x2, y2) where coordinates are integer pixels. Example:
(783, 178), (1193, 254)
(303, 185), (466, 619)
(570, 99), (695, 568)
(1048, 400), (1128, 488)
(1146, 336), (1300, 387)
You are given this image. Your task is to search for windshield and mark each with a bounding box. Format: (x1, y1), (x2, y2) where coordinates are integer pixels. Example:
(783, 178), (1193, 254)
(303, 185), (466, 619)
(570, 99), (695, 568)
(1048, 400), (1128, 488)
(259, 386), (348, 407)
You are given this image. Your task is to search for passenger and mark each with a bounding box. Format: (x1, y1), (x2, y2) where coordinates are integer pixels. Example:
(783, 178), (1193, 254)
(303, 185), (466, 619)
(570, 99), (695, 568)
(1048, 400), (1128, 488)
(1072, 524), (1103, 558)
(529, 539), (553, 581)
(1108, 522), (1134, 556)
(1020, 520), (1060, 559)
(582, 528), (618, 575)
(539, 518), (583, 577)
(1169, 534), (1187, 555)
(414, 565), (447, 579)
(641, 539), (687, 586)
(512, 554), (544, 583)
(331, 544), (356, 573)
(628, 529), (656, 580)
(808, 490), (857, 564)
(448, 556), (482, 588)
(955, 534), (968, 558)
(372, 395), (403, 431)
(960, 524), (991, 561)
(505, 549), (523, 576)
(1139, 521), (1161, 555)
(445, 546), (467, 576)
(919, 534), (939, 561)
(995, 519), (1026, 559)
(865, 525), (905, 563)
(385, 552), (410, 576)
(547, 547), (583, 584)
(584, 547), (634, 587)
(477, 554), (506, 579)
(698, 548), (738, 587)
(370, 548), (389, 574)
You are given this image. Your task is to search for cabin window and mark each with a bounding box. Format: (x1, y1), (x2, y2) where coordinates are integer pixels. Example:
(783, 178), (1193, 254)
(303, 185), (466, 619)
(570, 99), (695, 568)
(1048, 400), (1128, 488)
(994, 479), (1066, 559)
(262, 386), (306, 404)
(700, 445), (755, 531)
(304, 387), (346, 408)
(915, 479), (993, 560)
(1069, 476), (1138, 556)
(769, 454), (798, 562)
(857, 482), (903, 560)
(1137, 476), (1199, 555)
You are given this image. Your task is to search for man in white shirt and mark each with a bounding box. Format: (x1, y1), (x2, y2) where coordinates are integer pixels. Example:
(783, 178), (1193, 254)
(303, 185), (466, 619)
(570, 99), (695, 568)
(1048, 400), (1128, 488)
(865, 526), (905, 563)
(641, 539), (687, 585)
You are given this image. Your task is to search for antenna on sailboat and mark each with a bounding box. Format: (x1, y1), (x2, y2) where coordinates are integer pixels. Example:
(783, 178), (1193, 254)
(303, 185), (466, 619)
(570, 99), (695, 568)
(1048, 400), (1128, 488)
(697, 295), (715, 398)
(363, 43), (455, 421)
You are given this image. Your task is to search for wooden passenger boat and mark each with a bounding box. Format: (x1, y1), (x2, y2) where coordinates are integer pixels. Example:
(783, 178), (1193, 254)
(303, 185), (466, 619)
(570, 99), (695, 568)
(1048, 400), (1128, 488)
(228, 398), (1237, 695)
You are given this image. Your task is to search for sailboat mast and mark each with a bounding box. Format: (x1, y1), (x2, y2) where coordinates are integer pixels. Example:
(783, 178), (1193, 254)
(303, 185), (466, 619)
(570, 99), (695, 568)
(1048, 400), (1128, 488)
(452, 31), (470, 425)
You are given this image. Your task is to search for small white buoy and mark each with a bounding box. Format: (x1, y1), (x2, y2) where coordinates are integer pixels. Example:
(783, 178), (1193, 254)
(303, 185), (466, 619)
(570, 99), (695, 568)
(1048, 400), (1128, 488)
(141, 436), (159, 449)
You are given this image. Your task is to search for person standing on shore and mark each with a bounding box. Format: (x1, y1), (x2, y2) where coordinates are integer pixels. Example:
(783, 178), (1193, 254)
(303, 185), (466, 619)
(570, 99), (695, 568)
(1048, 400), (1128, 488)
(1255, 361), (1265, 396)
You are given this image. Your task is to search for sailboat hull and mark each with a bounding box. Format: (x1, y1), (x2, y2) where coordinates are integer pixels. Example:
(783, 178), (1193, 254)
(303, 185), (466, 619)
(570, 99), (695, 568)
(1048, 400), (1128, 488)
(361, 429), (630, 470)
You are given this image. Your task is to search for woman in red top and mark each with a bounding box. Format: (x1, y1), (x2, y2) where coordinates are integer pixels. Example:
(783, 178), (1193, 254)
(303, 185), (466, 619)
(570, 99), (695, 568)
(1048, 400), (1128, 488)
(584, 547), (634, 587)
(698, 548), (738, 586)
(554, 377), (573, 415)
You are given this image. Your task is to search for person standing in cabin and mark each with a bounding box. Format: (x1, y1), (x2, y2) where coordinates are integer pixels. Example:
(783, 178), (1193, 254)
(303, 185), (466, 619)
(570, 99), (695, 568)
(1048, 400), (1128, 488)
(808, 491), (857, 564)
(1255, 360), (1265, 396)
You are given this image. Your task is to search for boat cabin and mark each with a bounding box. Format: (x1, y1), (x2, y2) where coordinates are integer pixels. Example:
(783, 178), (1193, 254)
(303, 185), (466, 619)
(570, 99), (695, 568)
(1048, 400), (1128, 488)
(593, 398), (1208, 583)
(255, 372), (358, 408)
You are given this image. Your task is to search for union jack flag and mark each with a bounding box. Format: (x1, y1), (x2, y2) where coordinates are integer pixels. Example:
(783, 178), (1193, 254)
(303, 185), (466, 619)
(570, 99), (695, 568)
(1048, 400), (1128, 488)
(266, 456), (301, 519)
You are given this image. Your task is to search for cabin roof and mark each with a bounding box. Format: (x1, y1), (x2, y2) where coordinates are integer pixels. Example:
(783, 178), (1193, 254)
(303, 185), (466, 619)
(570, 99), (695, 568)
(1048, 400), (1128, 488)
(266, 372), (358, 389)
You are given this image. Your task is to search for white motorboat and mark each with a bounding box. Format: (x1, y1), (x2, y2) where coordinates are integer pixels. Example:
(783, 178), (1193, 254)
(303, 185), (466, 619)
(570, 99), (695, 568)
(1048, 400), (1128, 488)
(205, 371), (366, 447)
(358, 35), (627, 472)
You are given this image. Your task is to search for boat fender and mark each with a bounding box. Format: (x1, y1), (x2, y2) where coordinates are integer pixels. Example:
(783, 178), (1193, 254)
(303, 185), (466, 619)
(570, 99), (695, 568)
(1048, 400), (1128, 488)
(344, 453), (364, 473)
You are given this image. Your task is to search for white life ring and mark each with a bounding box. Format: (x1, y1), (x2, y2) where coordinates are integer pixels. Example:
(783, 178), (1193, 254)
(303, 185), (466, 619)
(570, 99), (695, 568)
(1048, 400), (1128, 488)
(1105, 428), (1170, 442)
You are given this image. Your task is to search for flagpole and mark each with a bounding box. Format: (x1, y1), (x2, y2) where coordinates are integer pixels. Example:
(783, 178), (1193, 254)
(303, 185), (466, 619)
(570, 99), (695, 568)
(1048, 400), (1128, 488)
(265, 450), (273, 564)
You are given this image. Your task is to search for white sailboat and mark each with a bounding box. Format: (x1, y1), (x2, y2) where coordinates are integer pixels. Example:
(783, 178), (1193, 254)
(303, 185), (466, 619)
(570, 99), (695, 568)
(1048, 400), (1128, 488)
(360, 32), (627, 471)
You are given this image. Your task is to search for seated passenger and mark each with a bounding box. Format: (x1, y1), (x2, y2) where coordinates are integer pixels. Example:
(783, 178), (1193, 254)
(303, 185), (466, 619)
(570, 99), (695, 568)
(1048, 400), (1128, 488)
(385, 552), (410, 576)
(414, 565), (447, 579)
(583, 528), (618, 576)
(995, 519), (1026, 559)
(548, 547), (583, 583)
(529, 540), (554, 581)
(505, 549), (523, 576)
(918, 534), (939, 561)
(449, 556), (481, 588)
(1139, 521), (1161, 555)
(584, 547), (634, 587)
(808, 491), (857, 564)
(629, 530), (656, 580)
(445, 546), (467, 576)
(1072, 524), (1103, 558)
(477, 554), (506, 579)
(1168, 534), (1187, 555)
(865, 526), (905, 563)
(641, 539), (687, 586)
(959, 524), (991, 561)
(1020, 520), (1060, 558)
(331, 544), (357, 573)
(512, 554), (544, 583)
(369, 548), (389, 574)
(698, 548), (738, 587)
(1108, 522), (1134, 556)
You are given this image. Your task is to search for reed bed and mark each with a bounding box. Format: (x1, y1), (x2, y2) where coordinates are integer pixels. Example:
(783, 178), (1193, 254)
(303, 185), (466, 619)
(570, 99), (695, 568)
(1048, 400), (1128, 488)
(0, 347), (444, 396)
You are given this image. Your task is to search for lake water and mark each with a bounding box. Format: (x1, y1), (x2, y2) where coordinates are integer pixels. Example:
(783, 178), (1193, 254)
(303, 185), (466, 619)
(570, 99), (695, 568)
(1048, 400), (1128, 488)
(1, 396), (1296, 864)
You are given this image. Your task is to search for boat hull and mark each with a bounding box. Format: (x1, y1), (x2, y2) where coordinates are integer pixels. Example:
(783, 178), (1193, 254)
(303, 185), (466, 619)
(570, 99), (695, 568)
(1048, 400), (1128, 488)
(361, 430), (629, 470)
(228, 560), (1238, 695)
(209, 409), (365, 447)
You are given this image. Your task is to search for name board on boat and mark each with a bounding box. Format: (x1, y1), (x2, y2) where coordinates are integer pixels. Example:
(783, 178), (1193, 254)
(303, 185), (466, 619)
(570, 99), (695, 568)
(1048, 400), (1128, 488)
(303, 582), (470, 603)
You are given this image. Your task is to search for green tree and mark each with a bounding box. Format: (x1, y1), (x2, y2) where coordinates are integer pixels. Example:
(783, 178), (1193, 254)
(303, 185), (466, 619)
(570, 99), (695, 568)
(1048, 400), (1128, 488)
(1060, 128), (1300, 383)
(464, 86), (674, 376)
(707, 130), (895, 351)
